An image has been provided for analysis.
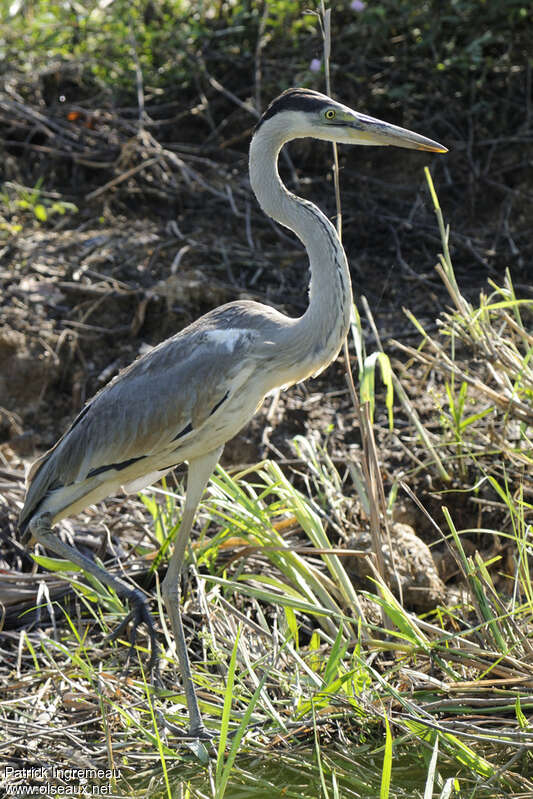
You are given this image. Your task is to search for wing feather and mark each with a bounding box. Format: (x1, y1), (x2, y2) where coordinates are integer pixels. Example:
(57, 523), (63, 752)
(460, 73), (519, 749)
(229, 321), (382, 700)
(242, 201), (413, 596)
(19, 299), (288, 531)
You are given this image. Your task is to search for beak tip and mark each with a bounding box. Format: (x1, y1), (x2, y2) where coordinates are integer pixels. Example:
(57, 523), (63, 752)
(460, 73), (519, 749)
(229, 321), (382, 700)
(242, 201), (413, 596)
(419, 144), (448, 154)
(427, 141), (448, 154)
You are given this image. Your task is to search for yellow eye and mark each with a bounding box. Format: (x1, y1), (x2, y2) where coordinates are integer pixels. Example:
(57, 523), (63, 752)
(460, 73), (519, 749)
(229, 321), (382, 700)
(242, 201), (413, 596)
(325, 109), (336, 120)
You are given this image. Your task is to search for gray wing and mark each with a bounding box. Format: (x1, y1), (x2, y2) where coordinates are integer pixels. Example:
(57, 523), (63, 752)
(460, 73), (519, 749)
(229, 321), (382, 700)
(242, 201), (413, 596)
(19, 301), (285, 531)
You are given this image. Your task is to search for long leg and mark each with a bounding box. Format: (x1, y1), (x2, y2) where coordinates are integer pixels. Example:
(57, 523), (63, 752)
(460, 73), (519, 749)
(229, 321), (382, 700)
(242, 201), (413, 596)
(161, 446), (223, 738)
(28, 513), (160, 676)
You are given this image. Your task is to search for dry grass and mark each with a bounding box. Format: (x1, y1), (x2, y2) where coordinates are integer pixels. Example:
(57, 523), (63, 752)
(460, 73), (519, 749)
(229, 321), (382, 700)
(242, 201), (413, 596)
(1, 5), (533, 797)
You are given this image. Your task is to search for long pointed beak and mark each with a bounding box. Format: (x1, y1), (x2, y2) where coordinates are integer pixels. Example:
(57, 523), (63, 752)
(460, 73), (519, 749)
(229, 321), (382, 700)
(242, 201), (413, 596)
(347, 110), (447, 153)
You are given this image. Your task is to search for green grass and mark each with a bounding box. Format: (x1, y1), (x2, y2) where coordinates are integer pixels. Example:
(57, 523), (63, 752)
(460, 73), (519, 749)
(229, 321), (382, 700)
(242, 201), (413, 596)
(2, 3), (532, 796)
(11, 428), (533, 797)
(6, 179), (532, 798)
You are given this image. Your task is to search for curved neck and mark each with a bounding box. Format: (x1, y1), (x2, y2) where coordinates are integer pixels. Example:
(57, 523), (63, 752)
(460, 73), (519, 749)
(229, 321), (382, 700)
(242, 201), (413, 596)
(249, 119), (352, 379)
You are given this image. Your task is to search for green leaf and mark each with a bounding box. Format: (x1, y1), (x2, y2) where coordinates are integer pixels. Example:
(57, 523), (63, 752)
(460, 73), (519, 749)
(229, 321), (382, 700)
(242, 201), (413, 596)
(423, 736), (439, 799)
(323, 621), (346, 686)
(31, 554), (82, 572)
(515, 695), (528, 731)
(34, 204), (47, 221)
(216, 625), (241, 787)
(360, 351), (394, 427)
(284, 606), (299, 649)
(380, 713), (392, 799)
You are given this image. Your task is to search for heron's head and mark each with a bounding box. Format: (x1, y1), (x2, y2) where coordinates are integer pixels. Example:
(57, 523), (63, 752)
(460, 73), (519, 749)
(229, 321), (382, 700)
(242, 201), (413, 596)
(255, 88), (447, 153)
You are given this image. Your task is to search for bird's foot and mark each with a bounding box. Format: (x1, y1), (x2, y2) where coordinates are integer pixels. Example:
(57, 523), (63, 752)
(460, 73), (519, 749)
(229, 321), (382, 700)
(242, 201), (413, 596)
(155, 710), (215, 741)
(106, 588), (161, 683)
(190, 725), (215, 742)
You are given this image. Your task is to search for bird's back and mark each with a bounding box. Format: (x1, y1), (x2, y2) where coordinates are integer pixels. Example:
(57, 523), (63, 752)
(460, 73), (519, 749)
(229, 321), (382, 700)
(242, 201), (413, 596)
(19, 300), (294, 534)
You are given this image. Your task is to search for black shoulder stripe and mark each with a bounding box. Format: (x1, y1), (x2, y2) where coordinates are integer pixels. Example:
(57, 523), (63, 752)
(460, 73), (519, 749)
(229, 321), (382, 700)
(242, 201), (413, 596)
(87, 454), (146, 479)
(68, 402), (92, 433)
(170, 392), (228, 443)
(172, 421), (193, 442)
(209, 391), (229, 416)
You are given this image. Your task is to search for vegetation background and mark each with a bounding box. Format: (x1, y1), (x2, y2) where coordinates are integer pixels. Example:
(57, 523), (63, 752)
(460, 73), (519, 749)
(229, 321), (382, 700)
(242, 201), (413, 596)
(0, 1), (531, 797)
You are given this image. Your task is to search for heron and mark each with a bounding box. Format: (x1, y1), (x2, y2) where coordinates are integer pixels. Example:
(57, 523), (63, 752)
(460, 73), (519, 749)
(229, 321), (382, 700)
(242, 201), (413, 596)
(19, 88), (446, 739)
